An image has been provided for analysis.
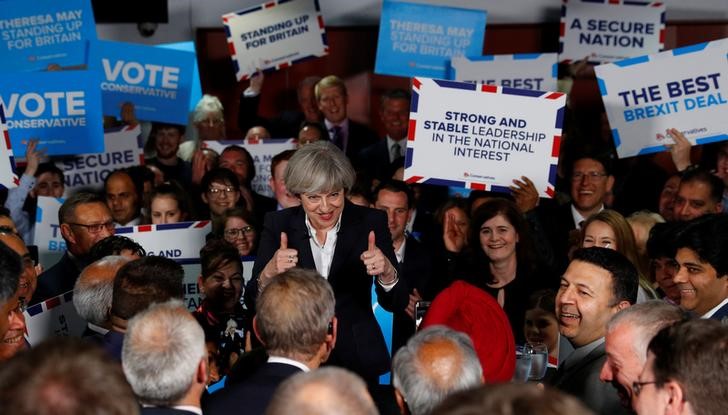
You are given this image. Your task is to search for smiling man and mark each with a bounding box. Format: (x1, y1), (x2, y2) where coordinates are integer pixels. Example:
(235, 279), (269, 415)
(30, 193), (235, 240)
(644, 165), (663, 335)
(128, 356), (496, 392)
(359, 89), (411, 182)
(549, 247), (638, 415)
(672, 214), (728, 320)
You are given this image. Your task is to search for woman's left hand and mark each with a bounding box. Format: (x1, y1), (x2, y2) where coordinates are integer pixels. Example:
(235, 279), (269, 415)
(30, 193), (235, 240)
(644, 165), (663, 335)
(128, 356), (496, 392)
(360, 231), (396, 282)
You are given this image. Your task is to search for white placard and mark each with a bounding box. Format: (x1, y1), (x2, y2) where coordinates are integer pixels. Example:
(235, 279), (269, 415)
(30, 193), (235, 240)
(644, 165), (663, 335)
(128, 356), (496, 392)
(34, 196), (66, 270)
(559, 0), (665, 63)
(404, 78), (565, 198)
(222, 0), (328, 80)
(450, 53), (558, 92)
(595, 38), (728, 158)
(24, 290), (86, 346)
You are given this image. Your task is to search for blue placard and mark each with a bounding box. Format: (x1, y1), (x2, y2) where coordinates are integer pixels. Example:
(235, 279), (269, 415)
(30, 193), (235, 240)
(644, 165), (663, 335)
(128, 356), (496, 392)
(0, 70), (104, 156)
(88, 39), (196, 125)
(157, 41), (202, 113)
(375, 0), (486, 79)
(0, 0), (96, 72)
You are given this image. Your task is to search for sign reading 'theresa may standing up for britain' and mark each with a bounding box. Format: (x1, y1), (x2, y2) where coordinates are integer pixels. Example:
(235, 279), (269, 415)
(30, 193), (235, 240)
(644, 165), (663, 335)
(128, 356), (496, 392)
(404, 78), (566, 198)
(596, 38), (728, 158)
(223, 0), (328, 81)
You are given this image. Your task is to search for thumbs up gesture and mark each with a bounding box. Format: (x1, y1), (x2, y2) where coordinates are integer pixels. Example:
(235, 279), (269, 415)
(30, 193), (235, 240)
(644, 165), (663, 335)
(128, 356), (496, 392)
(360, 231), (396, 283)
(261, 232), (299, 280)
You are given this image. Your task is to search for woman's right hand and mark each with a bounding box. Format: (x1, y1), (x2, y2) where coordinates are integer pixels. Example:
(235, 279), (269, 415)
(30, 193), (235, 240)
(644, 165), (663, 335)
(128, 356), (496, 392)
(443, 211), (466, 253)
(261, 232), (298, 281)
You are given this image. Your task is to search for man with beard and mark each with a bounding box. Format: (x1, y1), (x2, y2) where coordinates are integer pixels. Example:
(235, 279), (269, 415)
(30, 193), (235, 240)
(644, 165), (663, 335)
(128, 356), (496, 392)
(599, 301), (684, 411)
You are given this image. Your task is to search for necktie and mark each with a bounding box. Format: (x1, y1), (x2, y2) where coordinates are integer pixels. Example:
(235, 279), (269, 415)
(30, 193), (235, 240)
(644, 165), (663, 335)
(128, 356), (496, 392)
(392, 142), (402, 161)
(331, 126), (343, 150)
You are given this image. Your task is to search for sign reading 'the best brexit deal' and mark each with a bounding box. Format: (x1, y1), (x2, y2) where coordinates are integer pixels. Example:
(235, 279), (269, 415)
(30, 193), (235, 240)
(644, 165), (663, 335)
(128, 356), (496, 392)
(0, 70), (105, 156)
(450, 53), (558, 92)
(559, 0), (665, 64)
(89, 40), (196, 125)
(596, 38), (728, 158)
(0, 0), (96, 72)
(375, 0), (486, 79)
(404, 78), (565, 198)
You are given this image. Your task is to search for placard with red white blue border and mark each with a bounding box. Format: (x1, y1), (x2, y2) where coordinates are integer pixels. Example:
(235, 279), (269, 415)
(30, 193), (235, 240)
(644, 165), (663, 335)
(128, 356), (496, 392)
(34, 196), (66, 269)
(0, 0), (96, 73)
(202, 138), (297, 198)
(404, 77), (565, 198)
(56, 125), (144, 195)
(88, 39), (196, 125)
(595, 38), (728, 158)
(559, 0), (665, 64)
(222, 0), (328, 81)
(25, 289), (86, 346)
(0, 104), (19, 189)
(0, 69), (105, 156)
(375, 0), (486, 79)
(450, 53), (558, 92)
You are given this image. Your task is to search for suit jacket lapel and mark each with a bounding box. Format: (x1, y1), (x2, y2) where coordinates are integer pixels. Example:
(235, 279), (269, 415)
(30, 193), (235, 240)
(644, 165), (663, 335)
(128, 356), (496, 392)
(329, 202), (361, 282)
(290, 208), (316, 269)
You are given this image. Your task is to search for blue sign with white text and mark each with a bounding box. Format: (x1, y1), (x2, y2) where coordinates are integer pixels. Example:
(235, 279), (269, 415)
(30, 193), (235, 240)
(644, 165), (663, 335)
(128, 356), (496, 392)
(0, 70), (104, 156)
(89, 40), (196, 125)
(157, 41), (202, 112)
(375, 0), (486, 79)
(0, 0), (96, 72)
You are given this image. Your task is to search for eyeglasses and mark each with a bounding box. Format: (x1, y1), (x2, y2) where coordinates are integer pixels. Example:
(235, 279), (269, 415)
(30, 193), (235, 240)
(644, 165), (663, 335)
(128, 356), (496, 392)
(68, 221), (114, 234)
(572, 171), (609, 181)
(632, 380), (659, 396)
(224, 226), (254, 238)
(208, 187), (237, 197)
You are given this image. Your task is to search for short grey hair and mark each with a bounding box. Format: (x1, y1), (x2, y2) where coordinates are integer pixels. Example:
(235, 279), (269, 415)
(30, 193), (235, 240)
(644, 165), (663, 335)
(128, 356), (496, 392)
(192, 94), (224, 124)
(122, 300), (205, 406)
(283, 141), (355, 195)
(256, 268), (335, 360)
(392, 325), (483, 415)
(265, 367), (377, 415)
(73, 255), (130, 325)
(606, 300), (684, 361)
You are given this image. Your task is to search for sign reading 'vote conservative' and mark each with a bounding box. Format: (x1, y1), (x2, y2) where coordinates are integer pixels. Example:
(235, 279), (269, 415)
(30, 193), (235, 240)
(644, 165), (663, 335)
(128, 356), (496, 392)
(375, 0), (486, 79)
(223, 0), (328, 81)
(0, 70), (104, 156)
(559, 0), (665, 63)
(596, 38), (728, 158)
(89, 40), (196, 125)
(404, 78), (565, 198)
(0, 0), (96, 72)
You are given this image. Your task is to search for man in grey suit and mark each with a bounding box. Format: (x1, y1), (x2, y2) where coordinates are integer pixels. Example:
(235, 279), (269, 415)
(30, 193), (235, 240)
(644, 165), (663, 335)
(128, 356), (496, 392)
(549, 247), (638, 415)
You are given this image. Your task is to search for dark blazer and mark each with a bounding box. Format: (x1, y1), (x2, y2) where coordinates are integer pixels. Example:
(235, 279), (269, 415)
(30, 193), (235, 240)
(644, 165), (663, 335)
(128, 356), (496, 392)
(141, 407), (200, 415)
(203, 362), (302, 415)
(549, 342), (630, 415)
(392, 237), (433, 353)
(101, 330), (125, 362)
(30, 252), (80, 306)
(536, 202), (578, 275)
(709, 301), (728, 322)
(357, 139), (396, 182)
(246, 201), (409, 380)
(326, 120), (378, 162)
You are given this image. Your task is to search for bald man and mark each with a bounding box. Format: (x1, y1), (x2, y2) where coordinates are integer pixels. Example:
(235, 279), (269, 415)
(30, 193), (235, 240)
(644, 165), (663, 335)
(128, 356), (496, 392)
(73, 256), (131, 340)
(392, 326), (483, 415)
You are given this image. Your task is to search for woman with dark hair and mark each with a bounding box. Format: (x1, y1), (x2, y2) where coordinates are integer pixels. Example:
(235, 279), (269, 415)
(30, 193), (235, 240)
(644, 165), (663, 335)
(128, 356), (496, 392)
(192, 238), (251, 380)
(147, 181), (194, 224)
(213, 207), (258, 257)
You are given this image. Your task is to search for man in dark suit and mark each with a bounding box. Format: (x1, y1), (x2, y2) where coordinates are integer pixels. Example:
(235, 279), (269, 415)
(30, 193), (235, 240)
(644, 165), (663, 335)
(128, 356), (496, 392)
(205, 268), (337, 415)
(672, 214), (728, 321)
(373, 180), (433, 353)
(31, 192), (115, 305)
(122, 301), (208, 415)
(549, 248), (638, 415)
(315, 75), (378, 162)
(358, 89), (410, 183)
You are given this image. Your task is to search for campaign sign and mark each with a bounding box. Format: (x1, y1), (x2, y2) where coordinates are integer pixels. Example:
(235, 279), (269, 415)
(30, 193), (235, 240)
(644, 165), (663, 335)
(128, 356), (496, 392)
(56, 125), (144, 195)
(404, 78), (566, 198)
(375, 0), (486, 79)
(202, 138), (297, 198)
(0, 105), (19, 189)
(158, 41), (203, 112)
(89, 40), (196, 125)
(0, 0), (96, 73)
(115, 221), (211, 311)
(223, 0), (328, 81)
(559, 0), (665, 64)
(450, 53), (558, 92)
(0, 70), (105, 156)
(595, 38), (728, 158)
(24, 290), (86, 346)
(34, 196), (65, 270)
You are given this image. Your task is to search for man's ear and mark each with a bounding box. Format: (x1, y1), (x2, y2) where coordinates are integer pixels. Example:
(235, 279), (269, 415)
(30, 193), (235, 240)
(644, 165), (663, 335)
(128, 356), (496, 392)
(664, 380), (687, 415)
(197, 275), (205, 295)
(269, 177), (276, 193)
(606, 175), (616, 193)
(326, 317), (338, 352)
(252, 316), (264, 346)
(394, 388), (409, 415)
(616, 300), (631, 312)
(60, 223), (76, 245)
(201, 192), (209, 205)
(197, 356), (208, 386)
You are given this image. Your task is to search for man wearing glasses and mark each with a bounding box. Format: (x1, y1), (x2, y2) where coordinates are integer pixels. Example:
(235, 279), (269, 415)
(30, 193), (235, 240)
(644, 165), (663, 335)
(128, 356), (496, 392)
(31, 193), (114, 305)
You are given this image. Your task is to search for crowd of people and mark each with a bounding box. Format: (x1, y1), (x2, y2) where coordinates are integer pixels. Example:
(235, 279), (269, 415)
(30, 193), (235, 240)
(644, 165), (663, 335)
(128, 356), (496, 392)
(0, 66), (726, 415)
